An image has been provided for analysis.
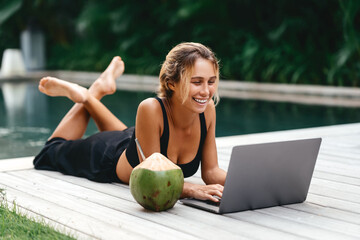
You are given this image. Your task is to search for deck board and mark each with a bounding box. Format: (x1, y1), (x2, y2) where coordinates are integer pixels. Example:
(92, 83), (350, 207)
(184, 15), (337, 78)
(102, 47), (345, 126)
(1, 123), (360, 239)
(1, 186), (142, 240)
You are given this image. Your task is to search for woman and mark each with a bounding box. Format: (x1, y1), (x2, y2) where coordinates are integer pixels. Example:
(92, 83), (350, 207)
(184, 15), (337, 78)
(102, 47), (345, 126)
(34, 42), (226, 202)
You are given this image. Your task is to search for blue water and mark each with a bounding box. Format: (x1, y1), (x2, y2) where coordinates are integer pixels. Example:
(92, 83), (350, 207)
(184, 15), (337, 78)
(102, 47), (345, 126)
(1, 81), (359, 159)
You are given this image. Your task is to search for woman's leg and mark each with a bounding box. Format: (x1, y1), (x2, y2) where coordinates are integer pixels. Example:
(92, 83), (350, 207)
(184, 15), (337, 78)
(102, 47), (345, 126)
(39, 57), (127, 140)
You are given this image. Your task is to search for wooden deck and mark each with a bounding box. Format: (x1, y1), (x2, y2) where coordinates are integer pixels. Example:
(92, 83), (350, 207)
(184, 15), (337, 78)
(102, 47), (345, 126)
(1, 123), (360, 240)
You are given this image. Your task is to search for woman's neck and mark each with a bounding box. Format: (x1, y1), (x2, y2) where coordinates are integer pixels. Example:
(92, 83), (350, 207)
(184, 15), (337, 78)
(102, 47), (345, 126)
(166, 97), (198, 130)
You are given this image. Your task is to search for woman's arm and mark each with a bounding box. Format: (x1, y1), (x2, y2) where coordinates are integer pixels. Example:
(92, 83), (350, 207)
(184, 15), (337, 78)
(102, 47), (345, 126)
(180, 101), (227, 202)
(201, 101), (227, 185)
(134, 98), (163, 160)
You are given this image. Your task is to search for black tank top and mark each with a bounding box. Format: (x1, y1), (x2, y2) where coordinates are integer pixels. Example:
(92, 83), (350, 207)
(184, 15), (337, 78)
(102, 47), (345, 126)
(126, 97), (207, 178)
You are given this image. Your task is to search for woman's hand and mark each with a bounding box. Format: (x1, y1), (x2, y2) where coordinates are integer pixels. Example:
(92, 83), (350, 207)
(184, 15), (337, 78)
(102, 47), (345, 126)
(181, 182), (224, 202)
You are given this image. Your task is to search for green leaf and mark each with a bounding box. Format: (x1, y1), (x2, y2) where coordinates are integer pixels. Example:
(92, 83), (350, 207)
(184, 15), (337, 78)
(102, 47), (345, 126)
(0, 0), (23, 25)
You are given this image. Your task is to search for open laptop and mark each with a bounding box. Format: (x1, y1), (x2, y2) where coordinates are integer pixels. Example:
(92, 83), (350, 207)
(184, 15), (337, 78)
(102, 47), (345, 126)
(180, 138), (322, 214)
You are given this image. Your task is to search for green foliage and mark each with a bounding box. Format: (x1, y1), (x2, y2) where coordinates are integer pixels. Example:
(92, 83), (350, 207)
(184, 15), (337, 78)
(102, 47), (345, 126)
(327, 0), (360, 86)
(0, 0), (359, 86)
(0, 189), (75, 240)
(0, 0), (22, 25)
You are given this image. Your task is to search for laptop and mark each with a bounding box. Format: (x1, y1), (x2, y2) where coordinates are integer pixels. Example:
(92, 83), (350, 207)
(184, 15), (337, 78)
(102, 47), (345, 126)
(180, 138), (322, 214)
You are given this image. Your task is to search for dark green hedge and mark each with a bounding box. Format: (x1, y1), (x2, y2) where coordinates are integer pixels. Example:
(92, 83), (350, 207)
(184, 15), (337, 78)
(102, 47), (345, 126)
(1, 0), (359, 86)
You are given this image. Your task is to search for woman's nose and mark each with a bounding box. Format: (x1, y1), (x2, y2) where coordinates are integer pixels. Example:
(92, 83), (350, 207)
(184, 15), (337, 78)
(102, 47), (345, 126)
(200, 83), (209, 96)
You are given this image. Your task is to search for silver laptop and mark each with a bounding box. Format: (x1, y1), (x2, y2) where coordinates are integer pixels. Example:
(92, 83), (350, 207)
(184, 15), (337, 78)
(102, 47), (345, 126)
(180, 138), (322, 214)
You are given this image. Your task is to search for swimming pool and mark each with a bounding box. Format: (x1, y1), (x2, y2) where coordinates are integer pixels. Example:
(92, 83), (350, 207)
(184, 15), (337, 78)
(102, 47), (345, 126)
(1, 81), (359, 159)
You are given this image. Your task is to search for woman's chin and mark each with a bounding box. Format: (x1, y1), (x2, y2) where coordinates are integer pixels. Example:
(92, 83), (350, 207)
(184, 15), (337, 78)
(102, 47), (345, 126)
(192, 100), (208, 112)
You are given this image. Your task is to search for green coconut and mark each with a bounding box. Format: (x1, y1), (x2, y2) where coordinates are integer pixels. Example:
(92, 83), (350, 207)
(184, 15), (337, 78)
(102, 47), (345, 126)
(129, 152), (184, 212)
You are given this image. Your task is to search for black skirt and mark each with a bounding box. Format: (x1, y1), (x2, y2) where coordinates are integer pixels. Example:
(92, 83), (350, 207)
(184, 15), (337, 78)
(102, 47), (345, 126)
(33, 127), (135, 183)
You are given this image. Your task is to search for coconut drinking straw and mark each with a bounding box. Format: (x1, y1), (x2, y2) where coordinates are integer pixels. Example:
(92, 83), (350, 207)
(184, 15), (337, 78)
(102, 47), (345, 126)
(135, 138), (146, 161)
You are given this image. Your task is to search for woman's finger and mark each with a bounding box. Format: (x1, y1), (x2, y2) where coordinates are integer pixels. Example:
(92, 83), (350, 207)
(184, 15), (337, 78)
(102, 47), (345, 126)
(203, 189), (223, 202)
(206, 184), (224, 193)
(207, 193), (222, 202)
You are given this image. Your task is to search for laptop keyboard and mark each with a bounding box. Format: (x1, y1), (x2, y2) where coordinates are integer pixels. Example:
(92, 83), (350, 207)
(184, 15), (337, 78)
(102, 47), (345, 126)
(205, 198), (221, 206)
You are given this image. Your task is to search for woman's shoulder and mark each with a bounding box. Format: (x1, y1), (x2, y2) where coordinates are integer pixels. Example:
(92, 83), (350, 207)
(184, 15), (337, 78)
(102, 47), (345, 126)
(138, 97), (162, 111)
(137, 97), (163, 122)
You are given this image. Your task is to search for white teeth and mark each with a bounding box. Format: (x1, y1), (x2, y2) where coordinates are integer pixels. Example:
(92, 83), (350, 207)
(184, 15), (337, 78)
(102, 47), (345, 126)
(194, 98), (207, 104)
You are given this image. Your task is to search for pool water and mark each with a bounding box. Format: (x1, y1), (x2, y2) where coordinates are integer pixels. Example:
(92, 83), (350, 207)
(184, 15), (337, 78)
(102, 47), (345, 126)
(1, 81), (359, 159)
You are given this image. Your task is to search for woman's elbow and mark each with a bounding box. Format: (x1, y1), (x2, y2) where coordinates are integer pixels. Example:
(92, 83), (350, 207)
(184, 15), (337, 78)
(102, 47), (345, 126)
(201, 169), (218, 185)
(202, 168), (226, 185)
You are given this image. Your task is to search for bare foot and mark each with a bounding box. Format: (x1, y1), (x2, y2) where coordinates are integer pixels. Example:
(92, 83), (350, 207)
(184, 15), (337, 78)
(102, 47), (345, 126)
(39, 77), (88, 103)
(89, 56), (125, 98)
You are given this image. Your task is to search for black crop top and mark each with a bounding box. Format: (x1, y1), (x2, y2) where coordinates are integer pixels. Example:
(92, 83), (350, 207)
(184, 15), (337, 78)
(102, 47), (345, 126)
(126, 97), (207, 178)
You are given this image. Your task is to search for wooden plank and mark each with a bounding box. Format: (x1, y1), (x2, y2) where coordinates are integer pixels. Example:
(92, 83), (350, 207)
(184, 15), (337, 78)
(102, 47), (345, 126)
(216, 148), (360, 173)
(24, 171), (360, 240)
(5, 169), (359, 240)
(10, 169), (308, 240)
(1, 123), (359, 239)
(0, 156), (33, 172)
(285, 203), (360, 225)
(217, 155), (360, 179)
(313, 162), (360, 179)
(4, 200), (90, 240)
(313, 171), (360, 186)
(319, 150), (360, 164)
(308, 186), (359, 205)
(257, 206), (360, 238)
(0, 172), (199, 240)
(6, 171), (250, 239)
(323, 137), (360, 148)
(215, 123), (360, 148)
(320, 155), (360, 166)
(316, 157), (360, 170)
(226, 210), (358, 240)
(306, 194), (360, 214)
(310, 178), (360, 198)
(217, 145), (360, 167)
(321, 143), (360, 153)
(0, 185), (143, 240)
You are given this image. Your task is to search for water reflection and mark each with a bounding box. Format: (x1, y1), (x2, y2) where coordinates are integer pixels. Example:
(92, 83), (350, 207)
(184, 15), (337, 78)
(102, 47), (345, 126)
(2, 83), (27, 116)
(215, 97), (360, 136)
(0, 81), (359, 159)
(0, 81), (50, 158)
(0, 82), (153, 159)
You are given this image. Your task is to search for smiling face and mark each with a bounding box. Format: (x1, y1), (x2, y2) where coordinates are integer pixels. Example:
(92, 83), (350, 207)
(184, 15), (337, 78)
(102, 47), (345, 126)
(172, 58), (218, 113)
(158, 42), (219, 106)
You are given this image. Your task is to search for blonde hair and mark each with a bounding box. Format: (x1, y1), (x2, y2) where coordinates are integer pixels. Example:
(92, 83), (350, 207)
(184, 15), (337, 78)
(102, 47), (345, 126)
(158, 42), (220, 105)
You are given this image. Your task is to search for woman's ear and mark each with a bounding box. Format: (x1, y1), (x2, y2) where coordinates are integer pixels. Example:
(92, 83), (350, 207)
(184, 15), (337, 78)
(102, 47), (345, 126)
(167, 80), (175, 91)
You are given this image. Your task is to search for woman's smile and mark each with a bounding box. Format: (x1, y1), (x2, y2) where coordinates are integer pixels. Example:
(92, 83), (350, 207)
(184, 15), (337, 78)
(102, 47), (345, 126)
(193, 97), (208, 104)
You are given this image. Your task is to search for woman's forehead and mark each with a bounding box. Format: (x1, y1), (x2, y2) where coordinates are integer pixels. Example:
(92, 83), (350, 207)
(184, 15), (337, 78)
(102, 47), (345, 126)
(191, 58), (216, 77)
